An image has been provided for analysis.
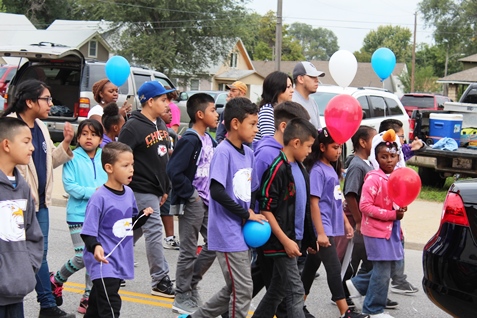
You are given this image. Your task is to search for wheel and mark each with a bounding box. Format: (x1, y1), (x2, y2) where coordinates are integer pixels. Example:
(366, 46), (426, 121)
(418, 167), (446, 188)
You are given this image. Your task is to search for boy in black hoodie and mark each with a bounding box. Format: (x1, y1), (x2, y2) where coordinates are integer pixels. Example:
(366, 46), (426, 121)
(118, 81), (175, 298)
(0, 117), (43, 317)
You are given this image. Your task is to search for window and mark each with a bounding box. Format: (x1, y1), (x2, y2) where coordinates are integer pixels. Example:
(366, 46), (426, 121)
(385, 97), (404, 116)
(190, 79), (200, 90)
(133, 73), (151, 92)
(357, 96), (371, 119)
(88, 40), (97, 58)
(230, 52), (238, 68)
(369, 96), (386, 117)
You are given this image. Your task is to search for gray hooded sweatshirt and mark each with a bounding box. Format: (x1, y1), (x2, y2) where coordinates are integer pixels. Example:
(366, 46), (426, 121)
(0, 167), (43, 306)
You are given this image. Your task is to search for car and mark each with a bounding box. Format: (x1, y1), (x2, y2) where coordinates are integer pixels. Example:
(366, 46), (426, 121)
(0, 65), (17, 96)
(311, 85), (410, 159)
(400, 93), (452, 117)
(0, 43), (176, 142)
(176, 90), (228, 129)
(422, 179), (477, 317)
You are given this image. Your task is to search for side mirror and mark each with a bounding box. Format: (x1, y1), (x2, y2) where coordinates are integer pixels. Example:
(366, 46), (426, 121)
(178, 92), (189, 101)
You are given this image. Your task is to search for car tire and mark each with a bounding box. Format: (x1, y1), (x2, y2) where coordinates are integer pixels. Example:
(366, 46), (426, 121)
(418, 167), (446, 188)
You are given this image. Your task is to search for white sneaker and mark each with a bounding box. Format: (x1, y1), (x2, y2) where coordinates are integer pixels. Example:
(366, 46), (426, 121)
(346, 280), (364, 313)
(163, 236), (180, 250)
(365, 312), (395, 318)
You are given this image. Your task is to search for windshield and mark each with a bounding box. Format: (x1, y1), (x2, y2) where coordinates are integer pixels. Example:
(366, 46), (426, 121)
(0, 67), (8, 78)
(310, 92), (338, 115)
(401, 95), (434, 108)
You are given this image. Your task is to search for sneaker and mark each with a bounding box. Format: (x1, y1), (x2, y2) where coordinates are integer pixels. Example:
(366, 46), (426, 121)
(152, 275), (175, 298)
(342, 308), (370, 318)
(172, 292), (198, 314)
(164, 236), (180, 250)
(177, 315), (191, 318)
(364, 312), (395, 318)
(49, 272), (63, 307)
(38, 306), (75, 318)
(390, 281), (419, 295)
(385, 298), (399, 309)
(332, 297), (355, 309)
(346, 280), (364, 313)
(134, 261), (139, 267)
(191, 288), (202, 307)
(303, 305), (315, 318)
(77, 297), (88, 314)
(120, 279), (126, 287)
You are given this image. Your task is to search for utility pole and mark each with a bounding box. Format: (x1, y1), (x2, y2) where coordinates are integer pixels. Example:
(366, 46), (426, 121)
(275, 0), (283, 71)
(411, 11), (417, 92)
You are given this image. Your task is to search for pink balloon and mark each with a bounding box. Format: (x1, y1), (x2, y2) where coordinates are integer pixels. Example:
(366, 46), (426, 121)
(324, 95), (362, 143)
(388, 167), (422, 207)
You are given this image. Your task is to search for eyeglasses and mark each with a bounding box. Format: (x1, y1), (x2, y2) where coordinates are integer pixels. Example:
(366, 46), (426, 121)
(38, 96), (53, 103)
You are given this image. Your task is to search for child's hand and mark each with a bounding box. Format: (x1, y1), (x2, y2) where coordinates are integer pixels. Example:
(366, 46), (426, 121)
(317, 233), (331, 249)
(143, 207), (153, 216)
(160, 193), (168, 206)
(345, 223), (354, 239)
(93, 245), (108, 264)
(283, 238), (302, 258)
(248, 210), (268, 224)
(307, 247), (317, 254)
(396, 207), (407, 220)
(410, 138), (425, 151)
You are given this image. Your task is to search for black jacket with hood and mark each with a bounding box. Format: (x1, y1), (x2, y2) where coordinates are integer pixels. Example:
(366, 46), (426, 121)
(118, 110), (171, 197)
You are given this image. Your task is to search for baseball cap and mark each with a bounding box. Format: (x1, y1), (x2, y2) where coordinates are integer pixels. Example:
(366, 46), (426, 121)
(138, 81), (176, 104)
(226, 81), (247, 94)
(293, 61), (325, 79)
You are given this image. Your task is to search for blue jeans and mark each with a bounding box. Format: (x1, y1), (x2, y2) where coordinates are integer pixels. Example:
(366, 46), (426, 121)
(35, 207), (56, 309)
(351, 260), (404, 315)
(0, 302), (24, 318)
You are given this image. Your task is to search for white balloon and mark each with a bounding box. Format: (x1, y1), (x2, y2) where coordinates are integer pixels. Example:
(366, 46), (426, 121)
(329, 50), (358, 88)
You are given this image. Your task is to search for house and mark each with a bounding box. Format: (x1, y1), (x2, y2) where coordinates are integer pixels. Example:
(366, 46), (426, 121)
(253, 61), (407, 95)
(0, 13), (36, 64)
(437, 54), (477, 101)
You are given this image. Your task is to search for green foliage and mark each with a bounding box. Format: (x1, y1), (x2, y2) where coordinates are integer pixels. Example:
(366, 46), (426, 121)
(288, 22), (339, 60)
(399, 65), (441, 93)
(357, 25), (412, 63)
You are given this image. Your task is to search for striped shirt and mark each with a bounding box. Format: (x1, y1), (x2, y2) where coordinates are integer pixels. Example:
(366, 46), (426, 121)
(254, 104), (275, 142)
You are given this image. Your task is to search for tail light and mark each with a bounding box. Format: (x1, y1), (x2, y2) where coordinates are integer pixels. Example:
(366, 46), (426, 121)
(441, 192), (469, 227)
(78, 97), (91, 118)
(409, 118), (415, 140)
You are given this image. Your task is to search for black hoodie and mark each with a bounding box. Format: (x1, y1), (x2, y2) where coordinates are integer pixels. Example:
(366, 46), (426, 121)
(118, 110), (171, 197)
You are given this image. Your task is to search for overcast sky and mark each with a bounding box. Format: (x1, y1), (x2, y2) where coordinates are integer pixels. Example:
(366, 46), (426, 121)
(245, 0), (434, 53)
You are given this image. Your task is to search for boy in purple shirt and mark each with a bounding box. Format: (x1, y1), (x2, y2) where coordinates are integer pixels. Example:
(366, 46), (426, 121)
(81, 142), (152, 318)
(179, 97), (267, 318)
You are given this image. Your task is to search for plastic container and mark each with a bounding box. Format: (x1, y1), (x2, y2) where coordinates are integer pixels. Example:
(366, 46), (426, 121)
(429, 113), (463, 144)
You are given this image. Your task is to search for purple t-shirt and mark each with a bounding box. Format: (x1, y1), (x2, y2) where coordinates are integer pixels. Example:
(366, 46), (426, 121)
(310, 161), (344, 237)
(82, 186), (138, 280)
(192, 133), (214, 206)
(291, 162), (306, 240)
(208, 141), (258, 252)
(364, 220), (403, 261)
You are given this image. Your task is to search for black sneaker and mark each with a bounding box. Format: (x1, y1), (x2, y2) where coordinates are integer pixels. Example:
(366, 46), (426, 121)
(385, 298), (399, 309)
(38, 306), (75, 318)
(120, 279), (126, 287)
(303, 305), (315, 318)
(151, 275), (175, 298)
(390, 281), (419, 294)
(342, 308), (370, 318)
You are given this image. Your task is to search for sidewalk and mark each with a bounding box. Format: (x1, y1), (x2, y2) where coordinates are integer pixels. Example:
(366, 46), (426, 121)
(51, 167), (443, 250)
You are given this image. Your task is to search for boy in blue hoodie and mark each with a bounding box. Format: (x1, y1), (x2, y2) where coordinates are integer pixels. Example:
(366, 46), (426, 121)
(0, 117), (43, 317)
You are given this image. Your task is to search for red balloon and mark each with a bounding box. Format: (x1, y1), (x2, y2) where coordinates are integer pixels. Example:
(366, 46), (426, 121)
(388, 167), (422, 207)
(324, 94), (362, 143)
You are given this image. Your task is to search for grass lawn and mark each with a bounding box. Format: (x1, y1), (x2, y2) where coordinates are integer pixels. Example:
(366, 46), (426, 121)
(408, 165), (454, 203)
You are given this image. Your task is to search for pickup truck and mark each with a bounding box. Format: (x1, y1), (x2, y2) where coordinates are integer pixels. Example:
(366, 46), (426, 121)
(408, 90), (477, 187)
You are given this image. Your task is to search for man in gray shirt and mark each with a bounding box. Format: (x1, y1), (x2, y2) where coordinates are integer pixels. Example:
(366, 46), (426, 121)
(292, 61), (325, 129)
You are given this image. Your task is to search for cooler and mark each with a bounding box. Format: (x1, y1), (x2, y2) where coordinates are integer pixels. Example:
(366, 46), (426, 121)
(429, 113), (463, 144)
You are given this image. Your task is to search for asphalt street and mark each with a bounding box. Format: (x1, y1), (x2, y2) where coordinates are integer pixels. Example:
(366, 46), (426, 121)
(22, 205), (452, 318)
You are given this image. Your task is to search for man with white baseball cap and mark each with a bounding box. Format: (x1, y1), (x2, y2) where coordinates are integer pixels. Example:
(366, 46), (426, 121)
(292, 61), (325, 129)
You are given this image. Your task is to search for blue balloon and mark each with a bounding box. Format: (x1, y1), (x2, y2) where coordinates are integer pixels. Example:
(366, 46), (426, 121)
(105, 56), (130, 87)
(371, 48), (396, 81)
(243, 220), (271, 248)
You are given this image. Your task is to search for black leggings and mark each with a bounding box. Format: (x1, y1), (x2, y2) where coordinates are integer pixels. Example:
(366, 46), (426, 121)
(85, 278), (122, 318)
(301, 237), (346, 301)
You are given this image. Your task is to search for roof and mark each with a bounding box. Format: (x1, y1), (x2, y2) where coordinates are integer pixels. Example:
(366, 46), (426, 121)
(252, 60), (406, 88)
(0, 13), (36, 44)
(47, 20), (115, 33)
(5, 29), (111, 52)
(214, 69), (256, 80)
(458, 54), (477, 63)
(437, 66), (477, 84)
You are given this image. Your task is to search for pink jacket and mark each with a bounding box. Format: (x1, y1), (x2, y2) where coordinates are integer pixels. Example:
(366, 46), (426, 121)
(359, 169), (398, 239)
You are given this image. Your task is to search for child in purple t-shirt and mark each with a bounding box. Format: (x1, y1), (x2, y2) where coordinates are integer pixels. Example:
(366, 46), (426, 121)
(346, 130), (408, 317)
(179, 97), (267, 318)
(81, 142), (152, 318)
(303, 128), (360, 318)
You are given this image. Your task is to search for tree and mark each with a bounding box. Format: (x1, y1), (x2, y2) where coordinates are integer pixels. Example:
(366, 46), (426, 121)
(399, 65), (441, 93)
(354, 25), (412, 63)
(288, 22), (339, 60)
